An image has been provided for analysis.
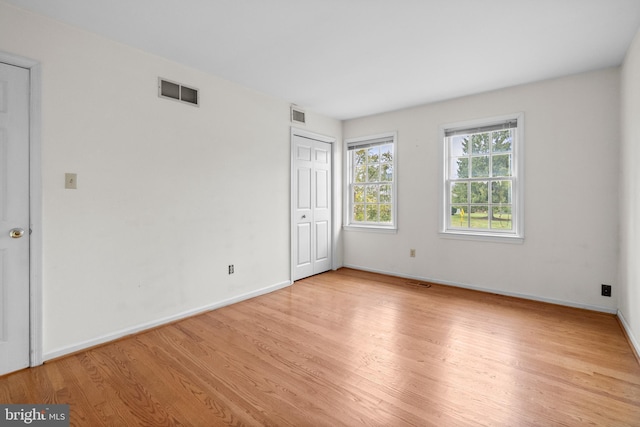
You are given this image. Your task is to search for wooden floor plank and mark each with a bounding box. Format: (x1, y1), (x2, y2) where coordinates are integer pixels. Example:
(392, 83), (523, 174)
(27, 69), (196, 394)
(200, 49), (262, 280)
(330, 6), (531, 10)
(1, 268), (639, 426)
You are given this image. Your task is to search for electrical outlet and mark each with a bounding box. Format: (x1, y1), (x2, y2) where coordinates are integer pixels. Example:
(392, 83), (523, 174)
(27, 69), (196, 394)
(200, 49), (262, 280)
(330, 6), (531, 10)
(410, 249), (416, 258)
(601, 284), (611, 297)
(65, 173), (77, 189)
(228, 265), (234, 275)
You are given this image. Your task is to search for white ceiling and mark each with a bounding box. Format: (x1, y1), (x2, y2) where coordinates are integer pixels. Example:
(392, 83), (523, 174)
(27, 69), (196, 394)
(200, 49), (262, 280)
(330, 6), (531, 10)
(5, 0), (640, 119)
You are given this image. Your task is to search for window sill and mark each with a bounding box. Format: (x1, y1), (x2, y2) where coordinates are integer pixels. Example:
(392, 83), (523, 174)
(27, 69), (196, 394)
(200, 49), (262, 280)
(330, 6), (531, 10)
(439, 231), (524, 244)
(344, 225), (397, 234)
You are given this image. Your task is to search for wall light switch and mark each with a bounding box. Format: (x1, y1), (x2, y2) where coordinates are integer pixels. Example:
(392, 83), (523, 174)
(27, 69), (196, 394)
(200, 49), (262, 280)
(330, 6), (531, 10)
(65, 173), (77, 189)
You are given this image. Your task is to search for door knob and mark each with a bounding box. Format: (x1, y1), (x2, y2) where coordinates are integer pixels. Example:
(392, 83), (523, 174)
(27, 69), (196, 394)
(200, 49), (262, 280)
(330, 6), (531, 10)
(9, 228), (24, 239)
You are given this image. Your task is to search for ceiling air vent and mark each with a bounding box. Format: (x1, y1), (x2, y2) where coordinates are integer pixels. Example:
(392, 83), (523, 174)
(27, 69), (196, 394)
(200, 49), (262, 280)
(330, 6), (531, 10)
(159, 78), (199, 106)
(291, 106), (306, 124)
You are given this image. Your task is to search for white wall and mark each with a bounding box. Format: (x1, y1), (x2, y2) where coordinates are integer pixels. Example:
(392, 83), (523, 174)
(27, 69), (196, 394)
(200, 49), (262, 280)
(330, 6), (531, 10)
(620, 28), (640, 353)
(0, 2), (342, 358)
(343, 69), (620, 312)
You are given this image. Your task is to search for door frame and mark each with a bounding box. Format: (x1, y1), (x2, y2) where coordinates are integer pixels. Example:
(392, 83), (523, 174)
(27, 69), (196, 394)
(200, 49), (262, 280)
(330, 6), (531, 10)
(0, 51), (43, 367)
(290, 127), (336, 282)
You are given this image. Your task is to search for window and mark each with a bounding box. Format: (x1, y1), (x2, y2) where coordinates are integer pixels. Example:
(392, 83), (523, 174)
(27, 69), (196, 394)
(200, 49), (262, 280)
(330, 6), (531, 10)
(441, 114), (523, 242)
(345, 132), (397, 231)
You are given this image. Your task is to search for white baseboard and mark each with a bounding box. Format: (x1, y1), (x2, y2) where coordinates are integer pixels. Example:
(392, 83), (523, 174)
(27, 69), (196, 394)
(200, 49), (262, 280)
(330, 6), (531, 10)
(342, 264), (618, 314)
(617, 309), (640, 360)
(43, 280), (292, 361)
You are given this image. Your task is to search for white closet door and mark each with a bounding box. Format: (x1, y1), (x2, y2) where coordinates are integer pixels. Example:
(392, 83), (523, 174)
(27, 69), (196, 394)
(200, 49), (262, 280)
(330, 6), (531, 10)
(292, 134), (332, 281)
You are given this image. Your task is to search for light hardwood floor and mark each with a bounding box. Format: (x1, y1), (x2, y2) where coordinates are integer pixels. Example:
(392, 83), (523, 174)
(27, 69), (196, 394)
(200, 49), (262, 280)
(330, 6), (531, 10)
(2, 268), (639, 426)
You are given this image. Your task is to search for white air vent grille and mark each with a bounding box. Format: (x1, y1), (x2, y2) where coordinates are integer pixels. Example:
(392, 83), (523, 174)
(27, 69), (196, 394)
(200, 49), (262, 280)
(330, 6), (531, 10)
(159, 78), (199, 106)
(291, 106), (306, 124)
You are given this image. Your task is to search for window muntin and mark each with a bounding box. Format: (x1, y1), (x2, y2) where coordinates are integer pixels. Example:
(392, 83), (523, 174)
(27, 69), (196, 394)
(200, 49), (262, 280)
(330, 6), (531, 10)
(346, 133), (397, 230)
(442, 115), (522, 240)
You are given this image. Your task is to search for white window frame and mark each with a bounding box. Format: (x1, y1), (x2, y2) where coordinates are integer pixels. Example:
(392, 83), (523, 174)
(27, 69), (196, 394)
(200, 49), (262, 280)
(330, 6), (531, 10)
(439, 113), (524, 243)
(344, 132), (398, 232)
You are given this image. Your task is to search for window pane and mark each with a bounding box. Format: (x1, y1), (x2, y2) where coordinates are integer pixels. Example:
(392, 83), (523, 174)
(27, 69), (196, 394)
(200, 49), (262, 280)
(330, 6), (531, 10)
(450, 136), (467, 157)
(380, 145), (393, 163)
(379, 184), (392, 203)
(491, 206), (512, 230)
(451, 157), (468, 179)
(451, 182), (468, 204)
(380, 204), (392, 223)
(355, 149), (366, 166)
(365, 185), (378, 203)
(492, 130), (512, 153)
(367, 147), (380, 163)
(450, 205), (469, 228)
(355, 165), (366, 183)
(470, 206), (489, 229)
(353, 185), (364, 203)
(366, 205), (378, 222)
(471, 156), (489, 177)
(471, 133), (490, 154)
(367, 165), (380, 182)
(492, 154), (511, 177)
(491, 181), (512, 204)
(380, 163), (393, 181)
(470, 181), (488, 203)
(353, 204), (364, 221)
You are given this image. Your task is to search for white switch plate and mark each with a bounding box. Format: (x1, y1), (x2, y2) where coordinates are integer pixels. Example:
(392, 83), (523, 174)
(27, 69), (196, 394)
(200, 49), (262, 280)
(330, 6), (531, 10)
(65, 173), (77, 189)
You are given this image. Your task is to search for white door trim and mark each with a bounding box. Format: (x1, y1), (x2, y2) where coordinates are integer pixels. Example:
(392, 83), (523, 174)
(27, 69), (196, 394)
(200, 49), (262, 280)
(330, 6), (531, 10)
(290, 127), (336, 282)
(0, 51), (43, 367)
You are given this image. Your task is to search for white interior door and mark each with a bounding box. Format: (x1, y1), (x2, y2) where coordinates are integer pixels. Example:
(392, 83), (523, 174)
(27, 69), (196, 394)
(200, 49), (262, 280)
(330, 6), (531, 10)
(0, 62), (30, 376)
(292, 132), (332, 281)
